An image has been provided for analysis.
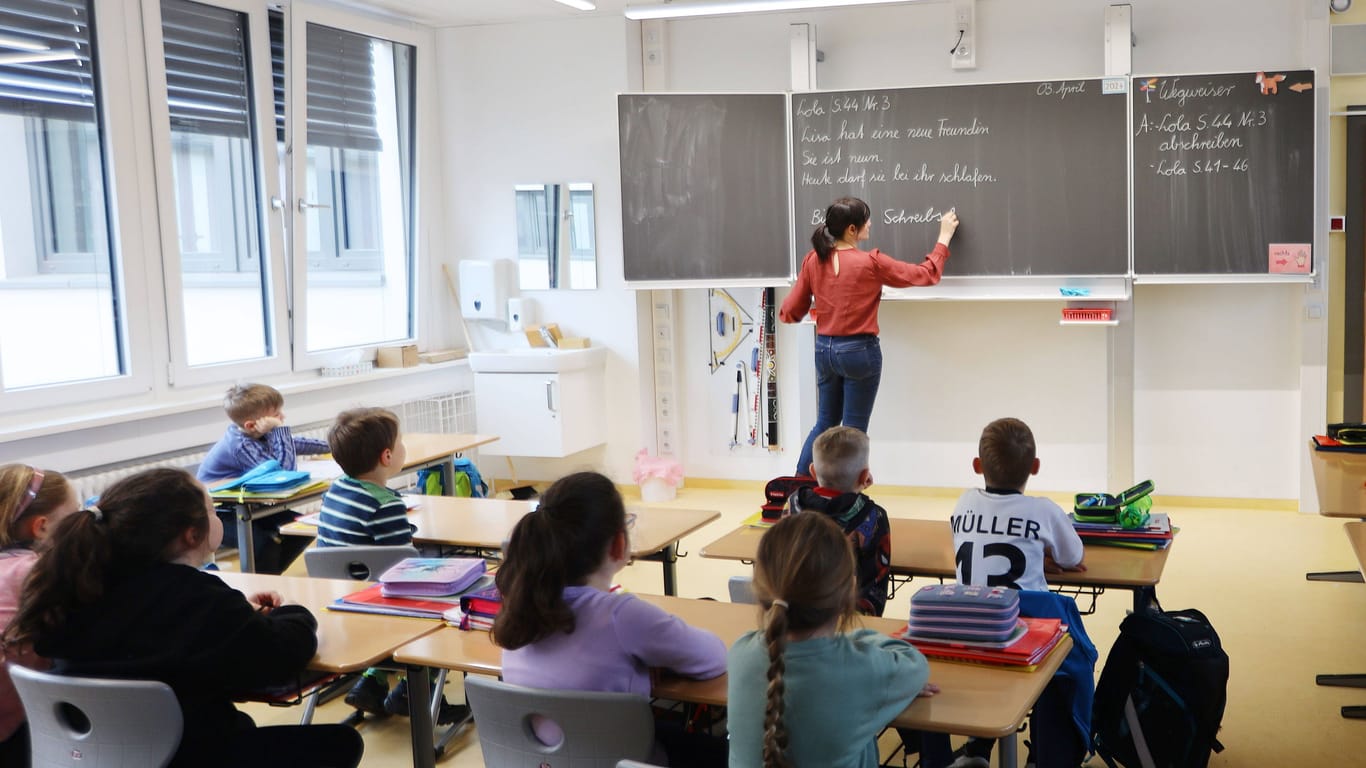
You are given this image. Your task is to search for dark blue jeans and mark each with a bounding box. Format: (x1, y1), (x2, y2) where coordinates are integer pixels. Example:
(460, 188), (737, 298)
(794, 334), (883, 476)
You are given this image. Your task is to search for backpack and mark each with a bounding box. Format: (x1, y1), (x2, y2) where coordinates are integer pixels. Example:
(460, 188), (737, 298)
(760, 475), (817, 521)
(1092, 608), (1228, 768)
(416, 457), (488, 498)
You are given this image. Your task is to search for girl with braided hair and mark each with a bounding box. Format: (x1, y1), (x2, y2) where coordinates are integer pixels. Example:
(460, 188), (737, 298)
(727, 512), (940, 768)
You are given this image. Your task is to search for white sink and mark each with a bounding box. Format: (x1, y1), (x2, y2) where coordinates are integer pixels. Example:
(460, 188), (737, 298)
(468, 347), (606, 373)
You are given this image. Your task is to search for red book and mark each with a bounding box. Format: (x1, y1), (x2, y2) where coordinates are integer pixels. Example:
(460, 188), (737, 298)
(459, 585), (503, 618)
(328, 583), (461, 619)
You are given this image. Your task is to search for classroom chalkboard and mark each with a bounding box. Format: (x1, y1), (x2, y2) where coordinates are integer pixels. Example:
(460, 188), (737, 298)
(1132, 70), (1315, 275)
(618, 94), (791, 284)
(789, 80), (1129, 277)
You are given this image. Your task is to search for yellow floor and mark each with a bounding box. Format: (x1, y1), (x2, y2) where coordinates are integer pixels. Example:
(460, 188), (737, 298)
(236, 485), (1366, 766)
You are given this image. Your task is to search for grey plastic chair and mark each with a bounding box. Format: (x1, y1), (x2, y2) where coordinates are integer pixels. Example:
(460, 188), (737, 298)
(464, 675), (655, 768)
(10, 664), (182, 768)
(729, 574), (757, 604)
(304, 544), (418, 581)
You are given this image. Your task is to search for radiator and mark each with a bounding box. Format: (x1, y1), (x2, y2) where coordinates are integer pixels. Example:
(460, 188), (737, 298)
(67, 391), (477, 502)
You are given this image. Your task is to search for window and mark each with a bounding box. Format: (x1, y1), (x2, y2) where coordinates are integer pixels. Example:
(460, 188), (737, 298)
(158, 0), (274, 368)
(295, 21), (415, 354)
(0, 0), (124, 390)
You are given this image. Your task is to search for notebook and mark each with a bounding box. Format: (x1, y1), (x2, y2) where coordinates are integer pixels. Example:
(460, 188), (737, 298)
(902, 617), (1066, 668)
(378, 557), (486, 597)
(210, 460), (312, 494)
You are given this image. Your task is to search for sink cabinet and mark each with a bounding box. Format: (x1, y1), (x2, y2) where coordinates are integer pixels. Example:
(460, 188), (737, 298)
(471, 349), (607, 457)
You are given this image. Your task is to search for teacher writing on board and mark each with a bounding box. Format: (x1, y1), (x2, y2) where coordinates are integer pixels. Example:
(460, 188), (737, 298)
(780, 197), (959, 478)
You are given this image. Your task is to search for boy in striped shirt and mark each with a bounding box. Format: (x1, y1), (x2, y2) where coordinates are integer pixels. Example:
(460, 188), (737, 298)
(317, 408), (413, 548)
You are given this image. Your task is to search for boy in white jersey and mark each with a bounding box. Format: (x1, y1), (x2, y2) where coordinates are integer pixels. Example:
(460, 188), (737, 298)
(946, 417), (1087, 768)
(951, 417), (1085, 592)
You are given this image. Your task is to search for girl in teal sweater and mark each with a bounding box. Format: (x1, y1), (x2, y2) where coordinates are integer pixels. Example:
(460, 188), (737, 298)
(727, 513), (941, 768)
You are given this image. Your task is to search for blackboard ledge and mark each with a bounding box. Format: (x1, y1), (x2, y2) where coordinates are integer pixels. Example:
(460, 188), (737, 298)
(1133, 274), (1315, 285)
(883, 276), (1130, 302)
(624, 277), (793, 290)
(1060, 319), (1121, 327)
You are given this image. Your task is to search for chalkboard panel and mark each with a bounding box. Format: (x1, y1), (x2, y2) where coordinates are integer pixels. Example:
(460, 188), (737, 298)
(618, 94), (791, 284)
(1132, 70), (1315, 275)
(790, 80), (1128, 277)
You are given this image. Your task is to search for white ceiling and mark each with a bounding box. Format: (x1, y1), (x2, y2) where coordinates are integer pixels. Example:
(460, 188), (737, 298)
(345, 0), (634, 27)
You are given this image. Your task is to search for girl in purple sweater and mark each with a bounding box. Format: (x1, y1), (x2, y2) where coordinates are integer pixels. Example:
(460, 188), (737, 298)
(493, 471), (727, 766)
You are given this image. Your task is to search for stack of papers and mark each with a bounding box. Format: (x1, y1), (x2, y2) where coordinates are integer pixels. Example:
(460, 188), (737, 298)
(445, 584), (502, 630)
(329, 574), (494, 620)
(1070, 512), (1174, 550)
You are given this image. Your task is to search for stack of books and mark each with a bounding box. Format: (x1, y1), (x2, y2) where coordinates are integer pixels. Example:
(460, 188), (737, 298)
(328, 557), (492, 619)
(903, 617), (1067, 671)
(444, 585), (502, 630)
(1070, 512), (1175, 550)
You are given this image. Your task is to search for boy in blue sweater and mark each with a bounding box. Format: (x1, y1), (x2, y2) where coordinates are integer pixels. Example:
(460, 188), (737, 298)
(197, 384), (329, 574)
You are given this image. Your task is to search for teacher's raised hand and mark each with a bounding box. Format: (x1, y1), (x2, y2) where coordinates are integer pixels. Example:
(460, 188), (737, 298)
(938, 210), (960, 245)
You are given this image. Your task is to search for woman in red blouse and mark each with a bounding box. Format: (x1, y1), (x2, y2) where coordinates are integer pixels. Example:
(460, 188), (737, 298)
(780, 197), (959, 477)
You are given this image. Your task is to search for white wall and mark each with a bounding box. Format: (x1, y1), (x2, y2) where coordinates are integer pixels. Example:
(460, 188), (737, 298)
(436, 0), (1324, 500)
(439, 17), (644, 481)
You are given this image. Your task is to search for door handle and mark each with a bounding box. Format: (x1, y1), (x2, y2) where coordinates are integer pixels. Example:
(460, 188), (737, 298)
(297, 199), (331, 213)
(545, 380), (557, 414)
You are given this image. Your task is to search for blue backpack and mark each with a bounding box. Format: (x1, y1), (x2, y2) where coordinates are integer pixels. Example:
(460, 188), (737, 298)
(417, 457), (487, 498)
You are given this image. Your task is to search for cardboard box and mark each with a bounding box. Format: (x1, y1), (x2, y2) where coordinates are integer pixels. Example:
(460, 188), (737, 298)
(376, 344), (418, 368)
(524, 323), (563, 348)
(418, 348), (467, 364)
(558, 337), (591, 349)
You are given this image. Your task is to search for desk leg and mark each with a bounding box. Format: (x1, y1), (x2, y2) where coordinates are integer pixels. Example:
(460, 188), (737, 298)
(408, 664), (436, 768)
(662, 543), (677, 597)
(441, 460), (455, 497)
(235, 504), (256, 574)
(1305, 570), (1365, 583)
(1132, 586), (1156, 614)
(997, 732), (1017, 768)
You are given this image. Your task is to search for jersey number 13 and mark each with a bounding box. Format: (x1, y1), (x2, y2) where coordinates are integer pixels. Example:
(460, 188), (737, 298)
(954, 541), (1026, 590)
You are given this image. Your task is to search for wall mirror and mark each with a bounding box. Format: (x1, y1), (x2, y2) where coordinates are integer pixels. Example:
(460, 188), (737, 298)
(514, 182), (597, 290)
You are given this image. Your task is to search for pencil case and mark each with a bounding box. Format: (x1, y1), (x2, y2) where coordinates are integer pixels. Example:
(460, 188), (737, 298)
(1328, 422), (1366, 445)
(1073, 479), (1155, 523)
(909, 584), (1020, 643)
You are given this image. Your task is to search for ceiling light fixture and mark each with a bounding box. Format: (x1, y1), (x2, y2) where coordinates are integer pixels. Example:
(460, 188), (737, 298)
(553, 0), (598, 10)
(624, 0), (918, 20)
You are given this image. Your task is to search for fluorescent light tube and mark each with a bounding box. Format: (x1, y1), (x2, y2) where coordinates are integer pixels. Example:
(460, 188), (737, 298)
(554, 0), (597, 10)
(625, 0), (915, 20)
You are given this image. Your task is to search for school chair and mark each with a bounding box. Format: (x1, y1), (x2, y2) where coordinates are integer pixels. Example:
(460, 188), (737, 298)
(10, 664), (182, 768)
(464, 676), (655, 768)
(728, 574), (757, 604)
(304, 544), (419, 581)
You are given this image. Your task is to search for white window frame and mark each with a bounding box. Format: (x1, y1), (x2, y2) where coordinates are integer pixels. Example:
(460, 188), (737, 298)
(286, 2), (427, 371)
(0, 0), (158, 413)
(141, 0), (291, 388)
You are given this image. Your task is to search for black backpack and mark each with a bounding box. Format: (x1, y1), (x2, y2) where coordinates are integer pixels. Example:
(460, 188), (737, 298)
(1092, 608), (1229, 768)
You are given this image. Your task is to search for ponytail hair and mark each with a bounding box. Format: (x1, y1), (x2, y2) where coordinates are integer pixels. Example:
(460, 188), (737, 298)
(811, 197), (871, 262)
(753, 513), (858, 768)
(491, 471), (626, 650)
(0, 464), (72, 547)
(5, 468), (209, 648)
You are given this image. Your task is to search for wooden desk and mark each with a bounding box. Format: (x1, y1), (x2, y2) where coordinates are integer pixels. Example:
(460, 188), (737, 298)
(1315, 522), (1366, 719)
(701, 518), (1170, 612)
(287, 496), (720, 596)
(213, 432), (498, 573)
(393, 593), (1068, 768)
(1308, 441), (1366, 519)
(214, 571), (441, 673)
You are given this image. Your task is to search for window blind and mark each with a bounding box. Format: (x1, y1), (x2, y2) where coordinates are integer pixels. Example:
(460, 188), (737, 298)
(305, 22), (380, 152)
(161, 0), (251, 139)
(0, 0), (97, 121)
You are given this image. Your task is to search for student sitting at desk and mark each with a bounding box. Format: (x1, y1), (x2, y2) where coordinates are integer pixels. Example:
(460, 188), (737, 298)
(728, 513), (939, 768)
(0, 465), (80, 765)
(197, 384), (328, 574)
(785, 425), (892, 617)
(946, 417), (1086, 768)
(316, 408), (462, 723)
(4, 468), (363, 768)
(494, 472), (728, 767)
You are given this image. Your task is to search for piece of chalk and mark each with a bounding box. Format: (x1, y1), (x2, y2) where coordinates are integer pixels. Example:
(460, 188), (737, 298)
(1059, 287), (1091, 297)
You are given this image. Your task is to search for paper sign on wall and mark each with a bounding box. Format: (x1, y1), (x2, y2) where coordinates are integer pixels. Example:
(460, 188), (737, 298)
(1268, 243), (1311, 274)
